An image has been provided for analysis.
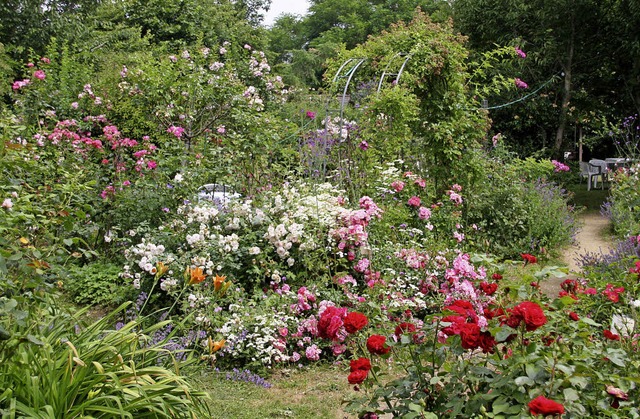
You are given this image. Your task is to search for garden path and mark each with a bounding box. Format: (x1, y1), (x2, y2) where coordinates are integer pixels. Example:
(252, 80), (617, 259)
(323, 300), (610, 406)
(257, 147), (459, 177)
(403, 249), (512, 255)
(541, 212), (615, 297)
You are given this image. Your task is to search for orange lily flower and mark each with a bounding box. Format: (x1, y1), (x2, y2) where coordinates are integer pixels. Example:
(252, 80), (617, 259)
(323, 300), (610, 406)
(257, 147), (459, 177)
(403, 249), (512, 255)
(155, 261), (169, 278)
(188, 266), (207, 285)
(207, 337), (226, 354)
(213, 274), (227, 292)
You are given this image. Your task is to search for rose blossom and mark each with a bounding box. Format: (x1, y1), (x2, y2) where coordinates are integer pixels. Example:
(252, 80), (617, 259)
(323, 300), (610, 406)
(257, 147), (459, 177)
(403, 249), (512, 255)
(528, 396), (564, 416)
(366, 335), (391, 355)
(343, 312), (368, 334)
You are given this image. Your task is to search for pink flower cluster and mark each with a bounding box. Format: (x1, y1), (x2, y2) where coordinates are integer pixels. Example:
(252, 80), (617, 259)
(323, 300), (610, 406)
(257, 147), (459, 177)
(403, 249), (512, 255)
(551, 160), (570, 172)
(515, 46), (527, 59)
(167, 125), (185, 138)
(12, 79), (30, 90)
(515, 78), (529, 89)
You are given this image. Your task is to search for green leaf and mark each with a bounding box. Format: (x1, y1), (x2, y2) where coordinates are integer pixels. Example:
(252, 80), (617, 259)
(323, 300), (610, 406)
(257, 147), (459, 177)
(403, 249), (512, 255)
(514, 376), (535, 387)
(26, 334), (44, 346)
(580, 317), (601, 327)
(563, 387), (580, 402)
(63, 238), (74, 246)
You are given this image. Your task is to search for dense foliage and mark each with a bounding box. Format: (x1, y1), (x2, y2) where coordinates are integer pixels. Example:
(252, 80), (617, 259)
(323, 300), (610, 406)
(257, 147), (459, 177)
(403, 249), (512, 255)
(1, 2), (640, 417)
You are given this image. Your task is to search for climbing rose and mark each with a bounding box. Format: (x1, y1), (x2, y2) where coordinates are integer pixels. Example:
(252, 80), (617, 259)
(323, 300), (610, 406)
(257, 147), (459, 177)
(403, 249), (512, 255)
(343, 312), (368, 334)
(366, 335), (391, 355)
(515, 78), (529, 89)
(528, 396), (564, 416)
(480, 282), (498, 296)
(458, 323), (481, 350)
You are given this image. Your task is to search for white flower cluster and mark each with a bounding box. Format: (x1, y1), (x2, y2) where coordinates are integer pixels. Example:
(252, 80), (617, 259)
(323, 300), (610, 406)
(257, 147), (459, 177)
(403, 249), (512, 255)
(182, 204), (219, 224)
(219, 311), (296, 366)
(125, 239), (167, 274)
(218, 233), (240, 253)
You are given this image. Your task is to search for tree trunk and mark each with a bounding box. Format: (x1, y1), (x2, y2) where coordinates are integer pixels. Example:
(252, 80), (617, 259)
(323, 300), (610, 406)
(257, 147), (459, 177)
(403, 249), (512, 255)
(553, 9), (575, 156)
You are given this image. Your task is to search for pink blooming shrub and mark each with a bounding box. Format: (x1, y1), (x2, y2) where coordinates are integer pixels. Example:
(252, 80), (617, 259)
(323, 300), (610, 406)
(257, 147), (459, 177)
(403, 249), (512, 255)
(514, 78), (528, 89)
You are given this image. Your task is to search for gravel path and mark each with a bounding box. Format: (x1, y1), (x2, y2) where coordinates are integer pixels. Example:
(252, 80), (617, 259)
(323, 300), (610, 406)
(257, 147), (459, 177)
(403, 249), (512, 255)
(541, 212), (614, 297)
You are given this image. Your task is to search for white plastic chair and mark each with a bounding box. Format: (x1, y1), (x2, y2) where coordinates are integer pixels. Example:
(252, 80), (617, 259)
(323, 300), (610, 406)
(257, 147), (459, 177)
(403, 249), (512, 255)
(197, 184), (241, 206)
(588, 159), (608, 190)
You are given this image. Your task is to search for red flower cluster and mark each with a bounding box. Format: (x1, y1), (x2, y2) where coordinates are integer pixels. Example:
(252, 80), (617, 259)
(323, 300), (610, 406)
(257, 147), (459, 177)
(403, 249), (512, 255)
(366, 335), (391, 355)
(343, 312), (368, 334)
(603, 330), (620, 341)
(506, 301), (547, 331)
(568, 312), (579, 321)
(317, 306), (347, 340)
(528, 395), (564, 416)
(491, 272), (503, 281)
(628, 260), (640, 278)
(602, 283), (625, 303)
(521, 253), (537, 265)
(479, 281), (498, 296)
(348, 357), (371, 384)
(442, 300), (495, 353)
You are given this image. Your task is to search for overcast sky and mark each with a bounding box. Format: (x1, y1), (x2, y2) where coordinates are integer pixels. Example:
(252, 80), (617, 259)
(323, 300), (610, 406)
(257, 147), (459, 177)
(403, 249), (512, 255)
(263, 0), (311, 26)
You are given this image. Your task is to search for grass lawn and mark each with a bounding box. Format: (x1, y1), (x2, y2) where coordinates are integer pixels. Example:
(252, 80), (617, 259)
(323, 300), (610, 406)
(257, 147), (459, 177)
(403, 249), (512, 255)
(565, 182), (610, 214)
(196, 364), (357, 419)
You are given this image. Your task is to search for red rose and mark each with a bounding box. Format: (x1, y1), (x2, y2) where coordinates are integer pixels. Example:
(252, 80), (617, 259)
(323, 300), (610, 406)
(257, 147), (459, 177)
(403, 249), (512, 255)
(507, 301), (547, 331)
(521, 253), (537, 264)
(484, 307), (505, 320)
(569, 312), (579, 321)
(317, 306), (347, 340)
(479, 282), (498, 296)
(478, 331), (496, 353)
(350, 357), (372, 372)
(528, 395), (564, 416)
(603, 330), (620, 341)
(347, 369), (368, 384)
(394, 322), (417, 337)
(344, 312), (368, 334)
(366, 334), (391, 355)
(458, 323), (481, 350)
(491, 273), (503, 281)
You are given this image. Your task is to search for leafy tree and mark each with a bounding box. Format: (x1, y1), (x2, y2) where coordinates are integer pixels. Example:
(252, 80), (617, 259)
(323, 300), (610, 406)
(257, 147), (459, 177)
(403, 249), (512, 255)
(453, 0), (638, 156)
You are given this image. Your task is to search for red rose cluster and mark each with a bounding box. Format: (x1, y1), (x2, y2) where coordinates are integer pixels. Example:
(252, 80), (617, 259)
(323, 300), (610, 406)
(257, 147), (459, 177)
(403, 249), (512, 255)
(318, 308), (369, 340)
(317, 306), (348, 340)
(348, 357), (371, 384)
(528, 395), (564, 416)
(441, 300), (496, 353)
(505, 301), (547, 331)
(602, 283), (625, 303)
(521, 253), (537, 265)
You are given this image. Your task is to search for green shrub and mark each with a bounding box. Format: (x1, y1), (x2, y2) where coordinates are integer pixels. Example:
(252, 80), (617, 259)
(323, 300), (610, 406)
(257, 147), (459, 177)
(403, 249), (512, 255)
(63, 262), (130, 306)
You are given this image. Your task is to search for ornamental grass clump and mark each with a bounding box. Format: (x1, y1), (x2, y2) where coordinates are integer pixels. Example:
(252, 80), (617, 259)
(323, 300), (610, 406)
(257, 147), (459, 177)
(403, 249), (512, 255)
(0, 283), (210, 418)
